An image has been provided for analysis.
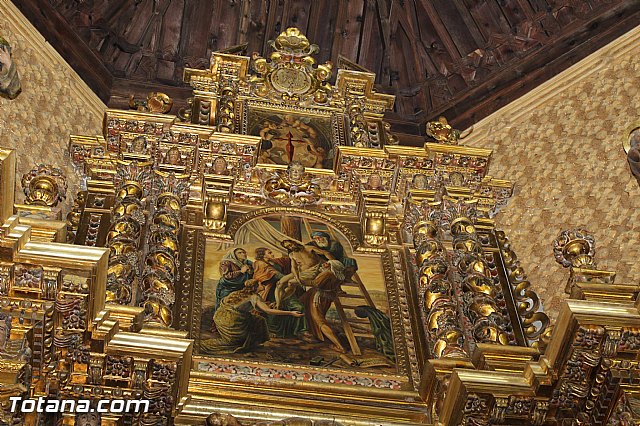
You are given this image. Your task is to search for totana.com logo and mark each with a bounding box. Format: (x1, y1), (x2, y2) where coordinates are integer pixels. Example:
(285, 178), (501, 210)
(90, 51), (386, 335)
(9, 397), (150, 413)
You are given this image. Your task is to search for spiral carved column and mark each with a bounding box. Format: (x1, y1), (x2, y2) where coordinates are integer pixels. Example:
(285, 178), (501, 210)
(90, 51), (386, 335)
(414, 220), (468, 359)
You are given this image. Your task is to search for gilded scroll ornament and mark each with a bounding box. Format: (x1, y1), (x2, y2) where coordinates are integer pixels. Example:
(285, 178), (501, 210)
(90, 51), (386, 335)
(250, 28), (333, 106)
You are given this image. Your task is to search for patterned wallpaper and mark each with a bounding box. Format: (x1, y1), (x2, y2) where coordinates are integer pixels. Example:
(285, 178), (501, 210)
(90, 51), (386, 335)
(466, 26), (640, 319)
(0, 0), (105, 208)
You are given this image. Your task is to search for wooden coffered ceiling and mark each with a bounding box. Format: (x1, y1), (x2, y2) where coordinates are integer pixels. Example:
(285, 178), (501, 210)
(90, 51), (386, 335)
(16, 0), (640, 141)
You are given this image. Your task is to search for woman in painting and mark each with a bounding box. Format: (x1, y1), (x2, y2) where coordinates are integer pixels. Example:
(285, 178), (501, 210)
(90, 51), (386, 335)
(201, 279), (304, 354)
(300, 260), (347, 354)
(215, 248), (253, 310)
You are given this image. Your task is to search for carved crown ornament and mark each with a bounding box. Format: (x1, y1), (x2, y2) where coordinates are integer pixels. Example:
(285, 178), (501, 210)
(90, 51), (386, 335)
(1, 26), (639, 426)
(250, 27), (333, 105)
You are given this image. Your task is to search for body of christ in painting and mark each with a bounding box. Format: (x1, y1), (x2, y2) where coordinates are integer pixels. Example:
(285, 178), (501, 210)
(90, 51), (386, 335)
(200, 214), (396, 372)
(249, 112), (334, 169)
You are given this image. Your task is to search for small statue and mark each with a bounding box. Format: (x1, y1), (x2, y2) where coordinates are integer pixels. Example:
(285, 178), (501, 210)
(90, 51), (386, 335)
(364, 173), (384, 191)
(130, 136), (149, 154)
(0, 36), (21, 100)
(263, 162), (321, 206)
(411, 174), (429, 190)
(208, 156), (230, 175)
(426, 116), (472, 145)
(627, 128), (640, 185)
(129, 92), (173, 114)
(448, 171), (465, 186)
(163, 146), (184, 166)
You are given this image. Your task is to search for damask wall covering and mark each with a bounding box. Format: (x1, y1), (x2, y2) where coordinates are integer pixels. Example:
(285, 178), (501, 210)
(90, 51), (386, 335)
(466, 26), (640, 319)
(0, 0), (104, 208)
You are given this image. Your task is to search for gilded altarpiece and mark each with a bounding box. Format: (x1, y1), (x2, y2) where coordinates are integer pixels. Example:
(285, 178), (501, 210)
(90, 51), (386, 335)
(61, 28), (549, 424)
(5, 26), (640, 426)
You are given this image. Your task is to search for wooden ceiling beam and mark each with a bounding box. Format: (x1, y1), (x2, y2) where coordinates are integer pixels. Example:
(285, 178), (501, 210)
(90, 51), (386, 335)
(434, 3), (640, 130)
(13, 0), (113, 102)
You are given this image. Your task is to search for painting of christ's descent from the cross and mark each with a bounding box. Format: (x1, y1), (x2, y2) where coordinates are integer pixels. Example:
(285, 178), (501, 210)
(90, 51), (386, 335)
(199, 214), (396, 373)
(248, 110), (335, 169)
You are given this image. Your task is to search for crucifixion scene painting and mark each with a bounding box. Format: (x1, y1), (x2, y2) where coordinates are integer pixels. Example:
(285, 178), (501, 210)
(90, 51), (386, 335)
(249, 109), (335, 169)
(199, 213), (396, 372)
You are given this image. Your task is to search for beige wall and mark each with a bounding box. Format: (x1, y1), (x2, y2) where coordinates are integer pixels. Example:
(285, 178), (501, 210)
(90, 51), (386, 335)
(466, 26), (640, 319)
(0, 0), (105, 207)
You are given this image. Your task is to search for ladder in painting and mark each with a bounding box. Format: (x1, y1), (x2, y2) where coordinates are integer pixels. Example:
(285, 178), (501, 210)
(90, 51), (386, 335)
(332, 273), (377, 356)
(302, 218), (377, 356)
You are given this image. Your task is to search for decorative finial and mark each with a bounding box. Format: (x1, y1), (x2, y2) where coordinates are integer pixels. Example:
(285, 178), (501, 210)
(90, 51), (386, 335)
(426, 116), (473, 145)
(21, 164), (67, 207)
(129, 92), (173, 114)
(270, 27), (318, 56)
(553, 229), (596, 269)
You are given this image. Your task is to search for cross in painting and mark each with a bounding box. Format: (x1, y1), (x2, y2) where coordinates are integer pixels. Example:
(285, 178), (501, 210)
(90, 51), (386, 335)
(273, 131), (306, 163)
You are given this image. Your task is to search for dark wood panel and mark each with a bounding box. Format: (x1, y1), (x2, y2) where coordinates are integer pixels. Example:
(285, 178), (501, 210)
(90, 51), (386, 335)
(497, 0), (530, 27)
(433, 3), (640, 131)
(283, 0), (312, 33)
(358, 0), (385, 74)
(307, 0), (340, 64)
(243, 0), (268, 56)
(432, 0), (480, 56)
(331, 0), (365, 61)
(14, 0), (113, 101)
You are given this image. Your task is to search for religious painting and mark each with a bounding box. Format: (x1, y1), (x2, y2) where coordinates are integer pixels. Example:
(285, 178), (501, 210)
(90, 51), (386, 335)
(199, 213), (396, 373)
(247, 108), (336, 169)
(0, 36), (21, 99)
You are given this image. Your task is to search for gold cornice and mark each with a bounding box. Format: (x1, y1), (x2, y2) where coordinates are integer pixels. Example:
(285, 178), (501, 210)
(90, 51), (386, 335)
(439, 369), (536, 425)
(544, 298), (640, 372)
(425, 142), (492, 158)
(105, 108), (176, 124)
